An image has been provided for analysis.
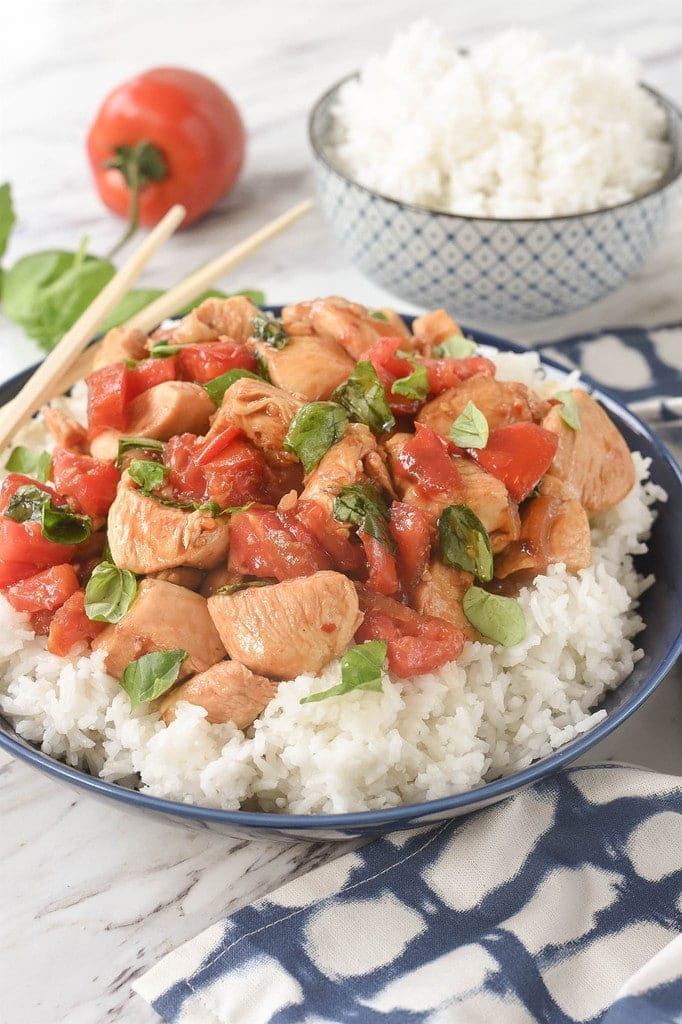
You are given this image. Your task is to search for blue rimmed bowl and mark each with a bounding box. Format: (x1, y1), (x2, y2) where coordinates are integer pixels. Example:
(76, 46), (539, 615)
(309, 76), (682, 322)
(0, 328), (681, 841)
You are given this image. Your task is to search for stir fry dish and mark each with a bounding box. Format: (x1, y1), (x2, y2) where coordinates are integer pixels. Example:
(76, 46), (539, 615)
(0, 295), (635, 728)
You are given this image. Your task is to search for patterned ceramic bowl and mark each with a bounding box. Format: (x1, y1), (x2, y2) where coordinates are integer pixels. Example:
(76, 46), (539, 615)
(309, 76), (682, 322)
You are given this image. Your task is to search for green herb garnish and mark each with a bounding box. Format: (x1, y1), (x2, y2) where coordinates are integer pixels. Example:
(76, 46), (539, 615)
(149, 341), (182, 358)
(84, 561), (138, 624)
(391, 357), (429, 401)
(448, 401), (489, 449)
(439, 504), (493, 582)
(127, 459), (170, 493)
(332, 361), (395, 435)
(4, 484), (91, 544)
(251, 312), (288, 349)
(300, 640), (387, 704)
(333, 483), (395, 551)
(203, 368), (262, 406)
(462, 586), (526, 646)
(115, 437), (165, 469)
(554, 390), (581, 431)
(370, 310), (389, 321)
(216, 578), (277, 596)
(283, 402), (349, 473)
(432, 334), (477, 359)
(120, 649), (189, 708)
(4, 445), (52, 483)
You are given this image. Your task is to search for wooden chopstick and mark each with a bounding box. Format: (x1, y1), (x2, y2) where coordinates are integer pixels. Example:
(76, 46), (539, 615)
(0, 204), (186, 451)
(47, 197), (315, 398)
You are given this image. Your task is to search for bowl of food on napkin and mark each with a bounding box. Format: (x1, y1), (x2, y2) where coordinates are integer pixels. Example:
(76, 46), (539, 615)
(309, 22), (682, 322)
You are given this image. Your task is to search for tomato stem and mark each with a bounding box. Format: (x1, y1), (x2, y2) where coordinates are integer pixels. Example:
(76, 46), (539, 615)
(104, 140), (168, 259)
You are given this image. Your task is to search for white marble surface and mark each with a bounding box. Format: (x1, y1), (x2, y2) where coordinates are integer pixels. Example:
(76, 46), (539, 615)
(0, 2), (681, 1021)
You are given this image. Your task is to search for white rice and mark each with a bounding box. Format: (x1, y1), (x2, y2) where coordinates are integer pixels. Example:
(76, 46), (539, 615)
(330, 22), (672, 218)
(0, 351), (667, 814)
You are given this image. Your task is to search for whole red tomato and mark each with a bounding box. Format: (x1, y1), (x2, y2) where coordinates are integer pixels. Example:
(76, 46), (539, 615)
(86, 67), (245, 231)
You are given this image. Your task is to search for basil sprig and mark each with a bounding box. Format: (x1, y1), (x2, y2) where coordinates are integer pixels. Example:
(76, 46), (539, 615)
(120, 649), (189, 708)
(84, 561), (137, 623)
(149, 341), (182, 358)
(391, 356), (429, 401)
(332, 361), (395, 435)
(217, 577), (277, 596)
(127, 459), (170, 493)
(432, 334), (476, 358)
(439, 504), (493, 582)
(370, 310), (389, 321)
(115, 436), (165, 469)
(4, 485), (91, 544)
(554, 390), (581, 431)
(463, 586), (526, 646)
(283, 402), (349, 473)
(4, 445), (52, 482)
(333, 483), (395, 551)
(251, 312), (288, 349)
(300, 640), (387, 704)
(448, 401), (489, 449)
(204, 368), (262, 406)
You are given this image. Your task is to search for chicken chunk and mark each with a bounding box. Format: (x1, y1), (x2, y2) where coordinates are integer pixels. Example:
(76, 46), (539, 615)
(254, 333), (355, 401)
(160, 660), (278, 728)
(92, 327), (149, 370)
(92, 578), (225, 680)
(127, 381), (215, 441)
(107, 474), (230, 574)
(148, 567), (205, 591)
(42, 407), (87, 451)
(411, 309), (462, 353)
(170, 295), (260, 345)
(412, 561), (478, 641)
(89, 429), (122, 462)
(418, 376), (549, 436)
(542, 390), (635, 514)
(207, 571), (363, 678)
(210, 378), (303, 466)
(281, 296), (417, 360)
(494, 475), (592, 579)
(384, 435), (520, 553)
(300, 422), (378, 515)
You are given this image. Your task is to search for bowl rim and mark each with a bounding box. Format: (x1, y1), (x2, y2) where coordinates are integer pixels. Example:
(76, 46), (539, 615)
(308, 72), (682, 225)
(1, 326), (681, 831)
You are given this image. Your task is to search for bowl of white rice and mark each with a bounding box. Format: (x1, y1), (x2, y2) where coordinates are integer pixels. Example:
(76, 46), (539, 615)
(0, 325), (681, 842)
(309, 23), (682, 321)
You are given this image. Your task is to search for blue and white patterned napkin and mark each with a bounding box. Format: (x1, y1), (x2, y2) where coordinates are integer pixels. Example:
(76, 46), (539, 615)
(135, 765), (682, 1023)
(134, 324), (682, 1024)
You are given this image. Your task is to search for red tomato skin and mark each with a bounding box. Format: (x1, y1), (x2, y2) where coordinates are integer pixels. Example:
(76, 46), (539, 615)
(389, 502), (432, 593)
(358, 532), (400, 596)
(395, 424), (462, 497)
(196, 426), (243, 467)
(203, 441), (273, 507)
(127, 356), (177, 400)
(229, 507), (332, 581)
(0, 474), (58, 509)
(360, 338), (423, 417)
(0, 477), (78, 573)
(163, 434), (208, 502)
(471, 422), (559, 502)
(0, 560), (42, 587)
(297, 500), (367, 577)
(178, 343), (257, 384)
(86, 363), (130, 436)
(5, 564), (80, 615)
(48, 590), (106, 656)
(87, 67), (245, 227)
(422, 356), (495, 395)
(51, 448), (121, 518)
(355, 593), (464, 677)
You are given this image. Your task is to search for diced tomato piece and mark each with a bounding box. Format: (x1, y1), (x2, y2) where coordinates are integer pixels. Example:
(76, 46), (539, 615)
(421, 356), (495, 395)
(0, 517), (77, 573)
(229, 506), (332, 580)
(0, 473), (57, 511)
(86, 363), (130, 436)
(395, 424), (462, 497)
(51, 448), (121, 518)
(5, 563), (80, 615)
(359, 337), (423, 416)
(127, 356), (177, 400)
(355, 591), (464, 677)
(196, 426), (243, 467)
(203, 439), (275, 507)
(164, 434), (208, 503)
(48, 590), (106, 656)
(177, 342), (257, 384)
(470, 422), (559, 502)
(389, 501), (432, 593)
(0, 560), (41, 587)
(297, 500), (367, 576)
(359, 532), (399, 595)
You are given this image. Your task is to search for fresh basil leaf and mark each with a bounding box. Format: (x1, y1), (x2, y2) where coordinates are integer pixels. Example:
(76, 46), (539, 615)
(84, 561), (137, 623)
(3, 247), (116, 350)
(204, 368), (262, 405)
(251, 312), (288, 349)
(448, 401), (489, 449)
(370, 310), (389, 321)
(0, 182), (15, 262)
(217, 577), (277, 595)
(120, 649), (189, 708)
(333, 483), (395, 551)
(4, 484), (91, 544)
(391, 357), (429, 401)
(554, 389), (581, 431)
(432, 334), (477, 359)
(149, 341), (182, 358)
(462, 586), (526, 646)
(127, 459), (170, 493)
(283, 402), (349, 473)
(115, 437), (165, 469)
(4, 445), (52, 483)
(300, 640), (387, 704)
(439, 504), (493, 581)
(332, 361), (395, 435)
